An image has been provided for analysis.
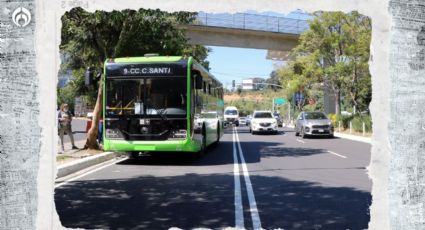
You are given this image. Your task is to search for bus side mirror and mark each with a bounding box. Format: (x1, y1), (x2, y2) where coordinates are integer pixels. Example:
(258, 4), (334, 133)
(194, 74), (203, 89)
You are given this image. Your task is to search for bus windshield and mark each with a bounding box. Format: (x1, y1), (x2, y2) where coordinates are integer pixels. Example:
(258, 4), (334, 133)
(106, 76), (187, 116)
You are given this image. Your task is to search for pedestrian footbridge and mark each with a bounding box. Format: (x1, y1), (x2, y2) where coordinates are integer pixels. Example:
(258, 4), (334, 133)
(180, 12), (309, 51)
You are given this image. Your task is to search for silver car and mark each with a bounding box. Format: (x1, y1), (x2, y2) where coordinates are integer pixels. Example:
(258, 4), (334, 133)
(295, 111), (334, 138)
(239, 117), (247, 126)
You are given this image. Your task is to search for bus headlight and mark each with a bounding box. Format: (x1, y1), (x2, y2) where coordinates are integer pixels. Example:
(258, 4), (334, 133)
(106, 128), (124, 139)
(171, 129), (187, 139)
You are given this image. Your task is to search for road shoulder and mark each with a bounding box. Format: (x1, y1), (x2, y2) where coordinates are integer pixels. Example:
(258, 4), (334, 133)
(286, 124), (371, 144)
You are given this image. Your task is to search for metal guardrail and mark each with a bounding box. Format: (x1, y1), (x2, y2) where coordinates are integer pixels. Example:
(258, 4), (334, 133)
(194, 12), (309, 35)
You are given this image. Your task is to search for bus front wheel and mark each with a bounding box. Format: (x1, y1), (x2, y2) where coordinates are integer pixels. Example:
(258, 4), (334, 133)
(197, 128), (207, 158)
(128, 151), (140, 159)
(212, 123), (220, 147)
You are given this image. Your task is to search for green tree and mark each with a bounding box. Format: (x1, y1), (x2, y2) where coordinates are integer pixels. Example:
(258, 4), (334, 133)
(57, 84), (77, 110)
(279, 11), (371, 115)
(265, 70), (282, 91)
(60, 8), (209, 149)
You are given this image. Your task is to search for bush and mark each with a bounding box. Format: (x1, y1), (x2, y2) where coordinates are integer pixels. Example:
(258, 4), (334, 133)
(333, 114), (353, 129)
(57, 84), (77, 111)
(328, 113), (337, 126)
(327, 113), (372, 133)
(351, 115), (372, 133)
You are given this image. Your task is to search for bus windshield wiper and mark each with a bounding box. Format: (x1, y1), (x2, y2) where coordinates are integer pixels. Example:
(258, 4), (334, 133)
(146, 100), (169, 122)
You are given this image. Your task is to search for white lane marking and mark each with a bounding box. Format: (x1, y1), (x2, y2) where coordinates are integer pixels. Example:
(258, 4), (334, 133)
(327, 151), (347, 159)
(55, 157), (128, 188)
(296, 139), (306, 144)
(234, 127), (262, 230)
(232, 128), (245, 229)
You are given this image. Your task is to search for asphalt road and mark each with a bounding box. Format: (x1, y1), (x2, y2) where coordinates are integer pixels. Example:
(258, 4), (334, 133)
(55, 126), (372, 230)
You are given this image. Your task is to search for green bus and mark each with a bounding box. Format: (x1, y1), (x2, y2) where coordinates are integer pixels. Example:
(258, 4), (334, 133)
(102, 55), (224, 157)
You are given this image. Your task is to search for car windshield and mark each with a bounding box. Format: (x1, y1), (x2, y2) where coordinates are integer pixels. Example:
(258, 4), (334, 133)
(305, 112), (327, 120)
(254, 112), (273, 118)
(225, 110), (237, 115)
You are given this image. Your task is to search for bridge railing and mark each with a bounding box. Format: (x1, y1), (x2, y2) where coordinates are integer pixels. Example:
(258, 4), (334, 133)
(193, 12), (309, 35)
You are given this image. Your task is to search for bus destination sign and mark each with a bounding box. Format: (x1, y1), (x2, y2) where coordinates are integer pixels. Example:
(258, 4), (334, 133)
(122, 67), (172, 75)
(106, 63), (186, 77)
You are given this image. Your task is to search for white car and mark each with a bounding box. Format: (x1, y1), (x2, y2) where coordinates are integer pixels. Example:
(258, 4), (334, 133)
(239, 117), (247, 126)
(249, 110), (278, 134)
(224, 106), (239, 126)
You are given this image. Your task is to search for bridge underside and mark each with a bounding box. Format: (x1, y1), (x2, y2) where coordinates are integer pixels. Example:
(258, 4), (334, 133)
(180, 25), (299, 51)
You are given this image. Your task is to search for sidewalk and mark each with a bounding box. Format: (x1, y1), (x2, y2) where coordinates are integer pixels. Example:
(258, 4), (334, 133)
(57, 138), (88, 164)
(55, 118), (123, 179)
(57, 136), (112, 164)
(333, 131), (371, 144)
(56, 138), (124, 179)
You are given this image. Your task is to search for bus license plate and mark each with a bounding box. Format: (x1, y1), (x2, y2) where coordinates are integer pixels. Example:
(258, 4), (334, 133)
(318, 129), (324, 132)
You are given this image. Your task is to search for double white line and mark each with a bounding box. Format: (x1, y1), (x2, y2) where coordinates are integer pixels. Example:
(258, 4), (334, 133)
(232, 127), (262, 230)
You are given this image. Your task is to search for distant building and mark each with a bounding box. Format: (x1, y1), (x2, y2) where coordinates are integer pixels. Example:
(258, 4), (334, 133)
(242, 77), (266, 91)
(242, 79), (254, 90)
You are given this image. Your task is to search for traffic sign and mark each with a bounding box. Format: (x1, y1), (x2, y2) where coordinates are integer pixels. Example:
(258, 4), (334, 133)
(274, 98), (286, 105)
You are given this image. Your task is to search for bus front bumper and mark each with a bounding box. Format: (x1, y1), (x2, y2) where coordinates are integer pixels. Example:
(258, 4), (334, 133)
(103, 138), (201, 153)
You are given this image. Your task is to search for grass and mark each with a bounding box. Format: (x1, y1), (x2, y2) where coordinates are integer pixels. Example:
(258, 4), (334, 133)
(56, 155), (73, 161)
(224, 89), (288, 115)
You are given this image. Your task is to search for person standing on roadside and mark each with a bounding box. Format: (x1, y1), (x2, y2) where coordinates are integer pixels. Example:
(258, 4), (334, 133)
(58, 103), (78, 151)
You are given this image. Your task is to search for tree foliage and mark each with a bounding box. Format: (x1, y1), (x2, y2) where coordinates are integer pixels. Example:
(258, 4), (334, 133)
(61, 8), (209, 71)
(278, 11), (372, 115)
(265, 71), (282, 91)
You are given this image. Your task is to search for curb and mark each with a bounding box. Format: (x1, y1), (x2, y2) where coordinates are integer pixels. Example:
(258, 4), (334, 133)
(285, 124), (371, 144)
(57, 152), (118, 178)
(333, 132), (371, 144)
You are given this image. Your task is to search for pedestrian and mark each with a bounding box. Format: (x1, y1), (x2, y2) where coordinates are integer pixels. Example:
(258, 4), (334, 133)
(58, 103), (78, 151)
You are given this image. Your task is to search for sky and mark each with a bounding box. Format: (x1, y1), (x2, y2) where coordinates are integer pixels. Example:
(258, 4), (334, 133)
(202, 10), (311, 89)
(206, 46), (274, 88)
